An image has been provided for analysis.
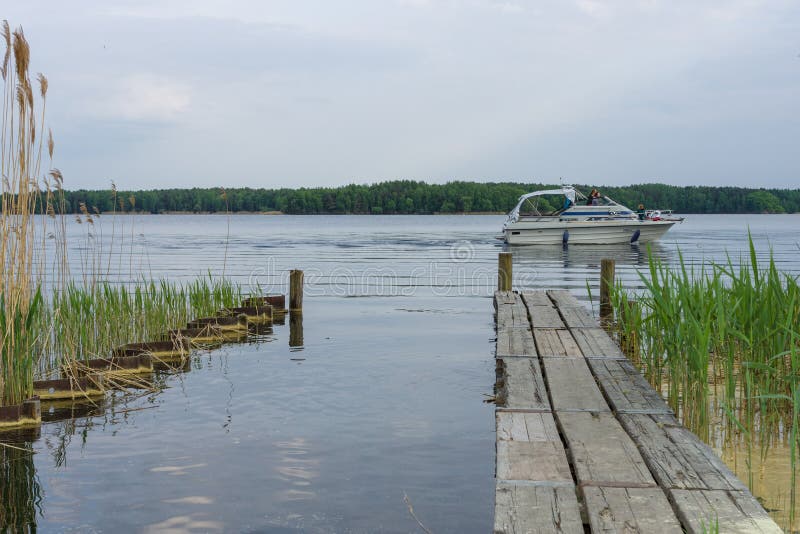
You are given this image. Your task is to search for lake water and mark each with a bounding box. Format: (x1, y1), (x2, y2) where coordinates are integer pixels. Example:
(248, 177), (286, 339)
(3, 214), (800, 532)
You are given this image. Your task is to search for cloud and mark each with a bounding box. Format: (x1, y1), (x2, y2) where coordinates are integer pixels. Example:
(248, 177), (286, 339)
(6, 0), (800, 188)
(91, 74), (192, 122)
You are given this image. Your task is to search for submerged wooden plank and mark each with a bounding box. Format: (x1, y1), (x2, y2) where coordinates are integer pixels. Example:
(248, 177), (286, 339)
(533, 329), (582, 357)
(570, 327), (626, 359)
(558, 305), (598, 328)
(619, 414), (746, 492)
(558, 412), (655, 486)
(496, 412), (572, 483)
(494, 483), (584, 534)
(543, 359), (609, 412)
(496, 358), (550, 411)
(527, 305), (565, 329)
(546, 290), (584, 308)
(520, 290), (553, 308)
(583, 486), (682, 533)
(588, 359), (673, 414)
(496, 328), (537, 358)
(670, 489), (783, 534)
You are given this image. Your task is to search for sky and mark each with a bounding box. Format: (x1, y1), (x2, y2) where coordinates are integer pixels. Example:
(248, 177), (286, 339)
(3, 0), (800, 190)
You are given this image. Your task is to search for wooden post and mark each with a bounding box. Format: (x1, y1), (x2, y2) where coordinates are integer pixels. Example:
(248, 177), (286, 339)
(600, 259), (615, 323)
(289, 270), (304, 311)
(498, 252), (512, 291)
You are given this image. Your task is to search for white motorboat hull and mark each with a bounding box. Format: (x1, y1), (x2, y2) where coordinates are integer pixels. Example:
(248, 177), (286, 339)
(504, 219), (676, 245)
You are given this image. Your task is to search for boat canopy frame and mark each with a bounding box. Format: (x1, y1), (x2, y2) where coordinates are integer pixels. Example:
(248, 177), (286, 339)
(507, 185), (586, 222)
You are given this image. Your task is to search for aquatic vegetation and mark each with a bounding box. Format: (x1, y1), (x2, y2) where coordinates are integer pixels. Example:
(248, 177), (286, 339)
(43, 277), (242, 375)
(0, 23), (63, 407)
(0, 21), (245, 407)
(611, 236), (800, 526)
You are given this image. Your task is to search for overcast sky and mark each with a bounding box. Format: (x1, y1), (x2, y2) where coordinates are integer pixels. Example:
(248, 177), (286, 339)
(4, 1), (800, 189)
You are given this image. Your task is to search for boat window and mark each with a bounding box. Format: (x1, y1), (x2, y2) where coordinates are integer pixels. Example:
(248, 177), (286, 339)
(519, 195), (563, 217)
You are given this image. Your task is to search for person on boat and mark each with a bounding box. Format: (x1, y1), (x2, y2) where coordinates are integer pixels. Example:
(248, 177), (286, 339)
(637, 203), (646, 221)
(590, 188), (601, 206)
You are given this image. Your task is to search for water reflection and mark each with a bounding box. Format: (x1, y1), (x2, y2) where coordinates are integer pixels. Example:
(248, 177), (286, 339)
(289, 312), (304, 349)
(143, 513), (223, 533)
(510, 242), (668, 269)
(507, 242), (672, 303)
(274, 438), (318, 502)
(0, 436), (42, 531)
(41, 398), (107, 424)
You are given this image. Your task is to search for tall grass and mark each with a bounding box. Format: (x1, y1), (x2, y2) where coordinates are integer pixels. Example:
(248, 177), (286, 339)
(0, 22), (247, 404)
(42, 277), (241, 375)
(0, 23), (63, 407)
(611, 236), (800, 525)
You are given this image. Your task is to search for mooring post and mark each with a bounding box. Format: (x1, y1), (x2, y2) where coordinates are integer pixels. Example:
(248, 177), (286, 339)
(289, 269), (304, 311)
(600, 258), (615, 323)
(498, 252), (512, 291)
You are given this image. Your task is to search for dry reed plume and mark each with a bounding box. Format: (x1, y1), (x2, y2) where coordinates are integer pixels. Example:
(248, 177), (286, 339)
(1, 21), (65, 407)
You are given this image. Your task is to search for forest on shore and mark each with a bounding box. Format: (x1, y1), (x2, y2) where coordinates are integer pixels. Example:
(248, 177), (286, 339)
(61, 181), (799, 215)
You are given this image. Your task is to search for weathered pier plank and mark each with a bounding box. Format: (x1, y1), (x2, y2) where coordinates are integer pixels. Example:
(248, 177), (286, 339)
(496, 307), (529, 329)
(557, 411), (654, 486)
(494, 290), (519, 308)
(526, 305), (565, 329)
(495, 358), (549, 411)
(582, 486), (683, 533)
(497, 411), (560, 442)
(619, 413), (746, 491)
(670, 489), (783, 534)
(533, 328), (581, 357)
(492, 288), (782, 533)
(570, 327), (625, 359)
(496, 412), (572, 483)
(496, 295), (531, 329)
(494, 483), (584, 534)
(520, 290), (553, 308)
(496, 328), (537, 358)
(558, 305), (598, 329)
(545, 289), (584, 309)
(542, 358), (609, 412)
(588, 358), (673, 414)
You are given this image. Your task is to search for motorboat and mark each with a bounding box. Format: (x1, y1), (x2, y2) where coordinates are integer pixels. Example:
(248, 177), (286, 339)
(501, 185), (681, 245)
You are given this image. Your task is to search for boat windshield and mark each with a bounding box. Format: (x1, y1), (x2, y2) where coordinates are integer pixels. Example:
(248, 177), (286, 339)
(518, 194), (574, 216)
(587, 196), (617, 207)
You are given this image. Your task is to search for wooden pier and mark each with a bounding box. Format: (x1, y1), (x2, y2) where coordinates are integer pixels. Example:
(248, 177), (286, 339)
(493, 289), (782, 533)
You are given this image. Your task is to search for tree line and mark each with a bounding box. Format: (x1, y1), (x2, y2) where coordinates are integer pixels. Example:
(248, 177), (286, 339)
(58, 181), (799, 215)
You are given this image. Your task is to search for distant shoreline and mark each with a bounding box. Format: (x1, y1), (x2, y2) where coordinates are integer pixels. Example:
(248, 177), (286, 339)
(60, 181), (800, 216)
(97, 210), (509, 216)
(77, 211), (798, 216)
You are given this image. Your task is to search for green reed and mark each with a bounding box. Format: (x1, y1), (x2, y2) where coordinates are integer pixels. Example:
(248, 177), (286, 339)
(0, 290), (42, 408)
(40, 276), (243, 374)
(610, 235), (800, 525)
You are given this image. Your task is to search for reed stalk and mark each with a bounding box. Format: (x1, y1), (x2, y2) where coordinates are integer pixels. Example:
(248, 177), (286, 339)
(611, 236), (800, 527)
(0, 22), (59, 407)
(41, 276), (242, 375)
